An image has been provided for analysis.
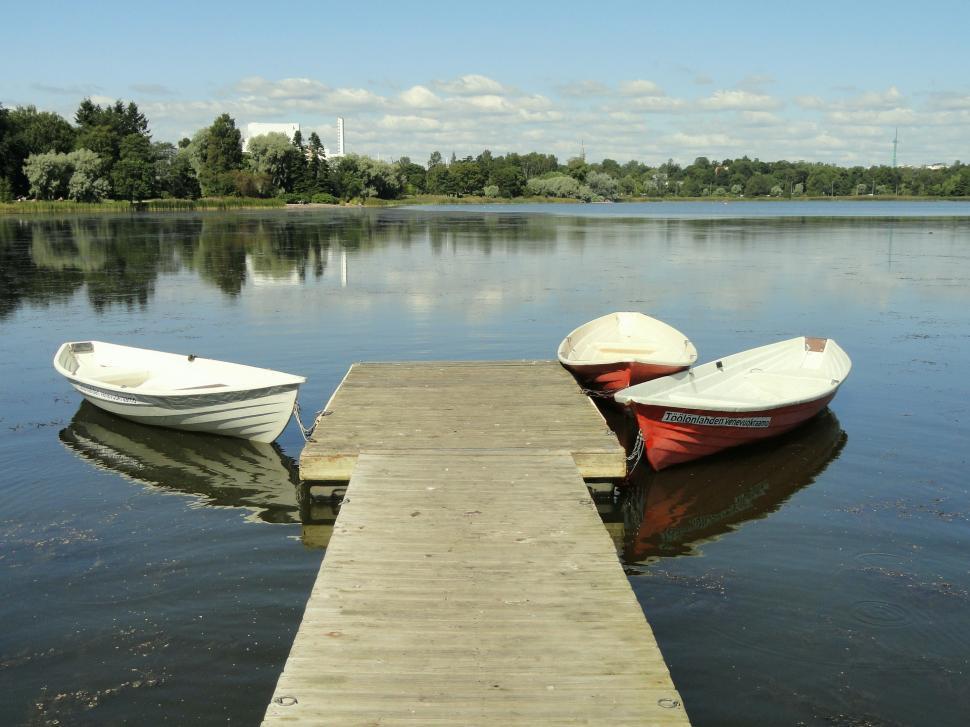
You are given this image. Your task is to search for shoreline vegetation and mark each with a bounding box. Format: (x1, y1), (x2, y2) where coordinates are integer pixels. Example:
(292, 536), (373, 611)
(2, 193), (970, 216)
(4, 98), (970, 214)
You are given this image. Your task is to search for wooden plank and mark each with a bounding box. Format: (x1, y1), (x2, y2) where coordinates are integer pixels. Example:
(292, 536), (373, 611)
(299, 361), (626, 482)
(264, 451), (688, 726)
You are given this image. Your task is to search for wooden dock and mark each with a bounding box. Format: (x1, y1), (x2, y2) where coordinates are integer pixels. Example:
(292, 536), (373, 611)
(264, 361), (688, 726)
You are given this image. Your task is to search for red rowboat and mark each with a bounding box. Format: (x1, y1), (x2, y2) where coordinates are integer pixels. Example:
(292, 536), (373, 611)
(621, 410), (845, 562)
(557, 312), (697, 392)
(614, 337), (851, 470)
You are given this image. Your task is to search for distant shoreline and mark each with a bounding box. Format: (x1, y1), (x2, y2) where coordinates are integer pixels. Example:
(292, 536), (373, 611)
(3, 194), (968, 216)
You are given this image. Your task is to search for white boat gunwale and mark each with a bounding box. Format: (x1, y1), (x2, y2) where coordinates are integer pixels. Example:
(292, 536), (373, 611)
(557, 312), (698, 367)
(614, 336), (851, 414)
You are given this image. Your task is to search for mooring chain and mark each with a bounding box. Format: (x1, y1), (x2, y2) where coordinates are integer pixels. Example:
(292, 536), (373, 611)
(626, 429), (645, 474)
(581, 387), (617, 399)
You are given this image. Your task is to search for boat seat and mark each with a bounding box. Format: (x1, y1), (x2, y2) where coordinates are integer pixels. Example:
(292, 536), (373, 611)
(86, 367), (152, 388)
(594, 345), (657, 355)
(667, 393), (761, 409)
(744, 372), (828, 398)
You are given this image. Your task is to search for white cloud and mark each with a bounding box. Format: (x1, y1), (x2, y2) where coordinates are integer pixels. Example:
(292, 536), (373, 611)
(698, 90), (782, 111)
(110, 73), (970, 166)
(130, 83), (175, 96)
(739, 111), (782, 125)
(399, 85), (441, 109)
(847, 85), (904, 110)
(378, 115), (442, 131)
(324, 88), (385, 109)
(627, 96), (687, 112)
(811, 133), (849, 149)
(794, 95), (826, 110)
(796, 86), (906, 112)
(435, 74), (505, 95)
(927, 92), (970, 111)
(667, 131), (743, 148)
(827, 108), (917, 125)
(236, 76), (329, 100)
(619, 79), (664, 97)
(557, 80), (611, 97)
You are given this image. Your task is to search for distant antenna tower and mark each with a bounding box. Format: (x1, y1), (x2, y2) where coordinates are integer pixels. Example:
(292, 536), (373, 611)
(336, 117), (345, 157)
(891, 128), (898, 168)
(580, 139), (586, 162)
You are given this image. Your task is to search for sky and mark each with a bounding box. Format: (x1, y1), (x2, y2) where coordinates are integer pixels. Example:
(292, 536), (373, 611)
(3, 0), (969, 167)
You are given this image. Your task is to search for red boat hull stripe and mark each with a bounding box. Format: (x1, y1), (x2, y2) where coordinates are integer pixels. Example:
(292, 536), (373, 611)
(563, 361), (688, 392)
(632, 393), (837, 470)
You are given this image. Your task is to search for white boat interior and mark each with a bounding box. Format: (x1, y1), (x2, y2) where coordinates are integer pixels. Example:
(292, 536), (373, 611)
(558, 312), (697, 366)
(615, 337), (852, 412)
(54, 341), (305, 395)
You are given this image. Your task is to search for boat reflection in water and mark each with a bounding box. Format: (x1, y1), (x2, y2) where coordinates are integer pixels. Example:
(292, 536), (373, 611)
(619, 410), (846, 563)
(59, 402), (303, 524)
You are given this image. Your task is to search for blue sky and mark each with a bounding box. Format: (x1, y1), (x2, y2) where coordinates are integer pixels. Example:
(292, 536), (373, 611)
(4, 0), (969, 165)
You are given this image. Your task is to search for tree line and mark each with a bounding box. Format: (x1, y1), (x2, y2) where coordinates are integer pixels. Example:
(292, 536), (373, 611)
(2, 98), (969, 203)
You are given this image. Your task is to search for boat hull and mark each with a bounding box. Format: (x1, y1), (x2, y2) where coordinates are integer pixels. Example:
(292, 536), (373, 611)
(65, 376), (300, 443)
(557, 312), (697, 393)
(630, 393), (836, 471)
(562, 360), (690, 393)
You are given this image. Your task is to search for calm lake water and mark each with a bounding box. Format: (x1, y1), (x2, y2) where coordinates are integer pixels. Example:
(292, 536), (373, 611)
(1, 202), (969, 725)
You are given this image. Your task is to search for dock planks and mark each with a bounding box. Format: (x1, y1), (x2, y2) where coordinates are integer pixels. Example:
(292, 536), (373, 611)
(265, 361), (688, 725)
(299, 361), (627, 482)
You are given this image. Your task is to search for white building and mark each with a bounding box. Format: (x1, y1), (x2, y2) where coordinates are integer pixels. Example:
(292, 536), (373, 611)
(335, 117), (345, 158)
(242, 122), (300, 150)
(240, 118), (346, 158)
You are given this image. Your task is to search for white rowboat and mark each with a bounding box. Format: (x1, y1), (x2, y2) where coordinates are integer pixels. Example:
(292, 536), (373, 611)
(53, 341), (305, 443)
(558, 312), (698, 392)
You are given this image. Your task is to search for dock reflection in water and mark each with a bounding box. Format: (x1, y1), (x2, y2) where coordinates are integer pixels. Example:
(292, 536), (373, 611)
(619, 410), (846, 563)
(59, 402), (302, 524)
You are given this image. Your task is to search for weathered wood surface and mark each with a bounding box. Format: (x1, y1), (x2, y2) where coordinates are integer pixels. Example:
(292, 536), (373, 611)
(264, 451), (688, 725)
(299, 361), (626, 482)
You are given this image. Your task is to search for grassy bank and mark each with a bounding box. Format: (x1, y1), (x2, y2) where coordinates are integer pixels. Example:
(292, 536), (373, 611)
(0, 197), (286, 215)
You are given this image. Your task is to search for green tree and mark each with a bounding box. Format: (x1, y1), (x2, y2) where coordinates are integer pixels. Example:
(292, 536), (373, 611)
(0, 105), (12, 200)
(23, 149), (109, 201)
(154, 142), (200, 199)
(23, 151), (72, 199)
(196, 114), (244, 196)
(586, 170), (619, 200)
(426, 162), (450, 195)
(3, 106), (76, 197)
(112, 134), (156, 200)
(744, 173), (773, 197)
(490, 165), (525, 197)
(565, 157), (589, 182)
(74, 99), (151, 192)
(247, 132), (303, 193)
(449, 158), (486, 196)
(305, 132), (330, 194)
(396, 156), (427, 194)
(67, 149), (110, 202)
